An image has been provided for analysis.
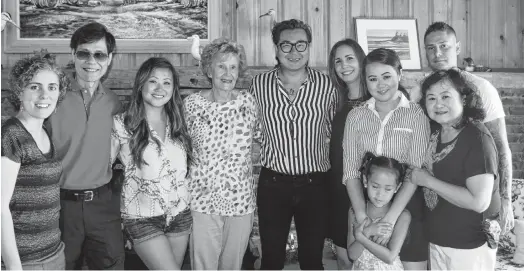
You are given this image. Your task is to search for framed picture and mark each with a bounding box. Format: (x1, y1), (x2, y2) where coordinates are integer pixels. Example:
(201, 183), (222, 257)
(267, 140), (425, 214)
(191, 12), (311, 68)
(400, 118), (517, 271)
(2, 0), (223, 53)
(355, 18), (422, 70)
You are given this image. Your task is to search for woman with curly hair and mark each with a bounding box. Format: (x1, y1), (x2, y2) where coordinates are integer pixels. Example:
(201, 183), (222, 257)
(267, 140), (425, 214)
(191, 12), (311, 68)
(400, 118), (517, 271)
(409, 68), (500, 270)
(1, 54), (68, 270)
(110, 57), (193, 270)
(183, 37), (260, 270)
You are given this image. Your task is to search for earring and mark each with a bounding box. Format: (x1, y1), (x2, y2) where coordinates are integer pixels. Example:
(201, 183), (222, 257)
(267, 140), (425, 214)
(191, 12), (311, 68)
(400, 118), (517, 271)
(363, 182), (368, 188)
(20, 105), (24, 111)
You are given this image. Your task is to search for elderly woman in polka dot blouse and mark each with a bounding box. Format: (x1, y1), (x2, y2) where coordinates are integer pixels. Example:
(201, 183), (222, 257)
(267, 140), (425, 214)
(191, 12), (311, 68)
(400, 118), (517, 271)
(183, 37), (260, 270)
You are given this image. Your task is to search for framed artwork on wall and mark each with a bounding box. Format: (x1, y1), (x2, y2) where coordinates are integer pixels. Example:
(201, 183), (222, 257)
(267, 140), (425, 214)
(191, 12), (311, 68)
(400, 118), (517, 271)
(355, 18), (422, 70)
(2, 0), (221, 53)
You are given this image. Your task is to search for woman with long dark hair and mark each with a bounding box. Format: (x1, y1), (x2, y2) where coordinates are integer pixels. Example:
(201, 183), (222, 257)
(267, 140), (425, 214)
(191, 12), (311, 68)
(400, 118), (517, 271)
(326, 38), (368, 270)
(110, 57), (192, 270)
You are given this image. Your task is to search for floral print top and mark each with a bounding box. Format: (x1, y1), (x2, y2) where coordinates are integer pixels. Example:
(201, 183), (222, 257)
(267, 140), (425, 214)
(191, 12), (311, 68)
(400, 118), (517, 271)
(183, 90), (260, 216)
(111, 114), (190, 223)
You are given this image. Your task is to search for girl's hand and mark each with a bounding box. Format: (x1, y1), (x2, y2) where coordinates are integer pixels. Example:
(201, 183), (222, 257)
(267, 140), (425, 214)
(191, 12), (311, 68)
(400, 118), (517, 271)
(364, 221), (393, 238)
(354, 217), (370, 241)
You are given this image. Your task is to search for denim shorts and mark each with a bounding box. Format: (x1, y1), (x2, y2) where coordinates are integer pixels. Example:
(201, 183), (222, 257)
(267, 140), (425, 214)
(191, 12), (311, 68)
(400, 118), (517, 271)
(123, 208), (192, 245)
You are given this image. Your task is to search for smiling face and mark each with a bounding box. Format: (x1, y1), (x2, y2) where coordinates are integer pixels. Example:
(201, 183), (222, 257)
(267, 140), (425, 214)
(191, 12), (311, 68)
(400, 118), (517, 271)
(141, 68), (174, 109)
(365, 62), (400, 104)
(425, 79), (464, 127)
(209, 53), (239, 92)
(365, 166), (400, 208)
(275, 28), (310, 72)
(72, 38), (112, 85)
(334, 45), (360, 84)
(424, 31), (460, 71)
(19, 69), (61, 120)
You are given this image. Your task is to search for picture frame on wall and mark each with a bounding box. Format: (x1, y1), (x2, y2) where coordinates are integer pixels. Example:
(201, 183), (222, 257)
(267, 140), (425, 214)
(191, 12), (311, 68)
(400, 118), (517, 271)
(2, 0), (221, 54)
(355, 18), (422, 70)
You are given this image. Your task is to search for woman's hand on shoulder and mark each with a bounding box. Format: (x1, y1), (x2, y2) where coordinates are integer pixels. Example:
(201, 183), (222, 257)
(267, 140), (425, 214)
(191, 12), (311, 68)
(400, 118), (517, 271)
(406, 166), (432, 187)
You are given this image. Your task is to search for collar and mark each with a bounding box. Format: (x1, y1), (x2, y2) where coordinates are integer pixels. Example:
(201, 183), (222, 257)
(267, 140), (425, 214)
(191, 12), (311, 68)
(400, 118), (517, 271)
(274, 66), (316, 84)
(69, 72), (106, 95)
(365, 91), (410, 111)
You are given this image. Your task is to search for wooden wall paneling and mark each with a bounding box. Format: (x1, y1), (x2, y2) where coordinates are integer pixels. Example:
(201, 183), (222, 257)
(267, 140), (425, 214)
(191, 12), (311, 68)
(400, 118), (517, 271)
(306, 0), (328, 67)
(450, 0), (468, 67)
(392, 0), (411, 17)
(207, 0), (221, 41)
(503, 0), (522, 68)
(218, 0), (236, 39)
(111, 52), (134, 70)
(488, 0), (505, 68)
(328, 0), (348, 50)
(370, 0), (389, 17)
(259, 0), (279, 66)
(180, 53), (198, 66)
(281, 0), (304, 21)
(522, 0), (524, 67)
(431, 0), (449, 22)
(236, 0), (258, 65)
(469, 0), (489, 66)
(413, 0), (430, 69)
(348, 0), (367, 38)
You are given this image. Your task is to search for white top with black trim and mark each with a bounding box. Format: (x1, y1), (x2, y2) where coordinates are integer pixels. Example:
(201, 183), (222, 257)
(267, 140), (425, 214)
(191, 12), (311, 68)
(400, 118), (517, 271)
(249, 67), (339, 175)
(342, 92), (431, 184)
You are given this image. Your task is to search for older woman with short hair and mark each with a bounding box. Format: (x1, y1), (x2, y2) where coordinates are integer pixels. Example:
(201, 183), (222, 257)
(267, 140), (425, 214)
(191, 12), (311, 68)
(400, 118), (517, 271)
(409, 69), (500, 270)
(183, 37), (259, 270)
(2, 54), (68, 270)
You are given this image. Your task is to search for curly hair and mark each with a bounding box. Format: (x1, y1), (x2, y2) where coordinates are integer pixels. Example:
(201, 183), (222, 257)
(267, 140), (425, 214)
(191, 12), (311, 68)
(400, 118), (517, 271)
(362, 48), (410, 100)
(200, 37), (247, 84)
(271, 19), (312, 45)
(327, 38), (369, 110)
(123, 57), (192, 169)
(420, 68), (485, 129)
(8, 54), (69, 112)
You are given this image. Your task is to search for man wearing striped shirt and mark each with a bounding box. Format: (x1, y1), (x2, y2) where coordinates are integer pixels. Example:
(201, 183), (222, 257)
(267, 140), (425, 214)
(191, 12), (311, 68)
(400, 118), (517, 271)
(249, 19), (339, 270)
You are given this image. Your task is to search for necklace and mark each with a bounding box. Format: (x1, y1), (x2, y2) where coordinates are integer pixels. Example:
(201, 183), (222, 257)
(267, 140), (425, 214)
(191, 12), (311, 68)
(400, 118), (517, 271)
(287, 88), (296, 96)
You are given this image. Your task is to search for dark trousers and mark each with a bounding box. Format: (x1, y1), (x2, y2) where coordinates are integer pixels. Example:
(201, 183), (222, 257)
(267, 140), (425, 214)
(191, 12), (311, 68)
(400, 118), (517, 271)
(59, 183), (125, 270)
(257, 167), (328, 270)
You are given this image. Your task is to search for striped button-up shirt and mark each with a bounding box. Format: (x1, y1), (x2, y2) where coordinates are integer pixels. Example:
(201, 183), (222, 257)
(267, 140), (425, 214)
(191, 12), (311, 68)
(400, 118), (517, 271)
(342, 92), (430, 184)
(249, 67), (339, 175)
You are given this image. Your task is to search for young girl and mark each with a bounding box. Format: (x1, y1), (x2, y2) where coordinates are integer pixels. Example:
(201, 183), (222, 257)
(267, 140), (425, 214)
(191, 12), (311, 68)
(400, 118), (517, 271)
(111, 57), (192, 270)
(348, 152), (411, 270)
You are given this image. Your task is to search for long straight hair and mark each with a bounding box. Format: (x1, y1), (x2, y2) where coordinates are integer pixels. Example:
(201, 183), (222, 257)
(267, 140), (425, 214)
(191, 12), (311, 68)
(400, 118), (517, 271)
(327, 38), (369, 110)
(123, 57), (192, 169)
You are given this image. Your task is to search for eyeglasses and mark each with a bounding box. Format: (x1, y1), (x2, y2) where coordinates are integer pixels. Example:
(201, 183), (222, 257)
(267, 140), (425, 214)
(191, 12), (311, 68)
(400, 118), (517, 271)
(75, 50), (109, 62)
(279, 41), (309, 53)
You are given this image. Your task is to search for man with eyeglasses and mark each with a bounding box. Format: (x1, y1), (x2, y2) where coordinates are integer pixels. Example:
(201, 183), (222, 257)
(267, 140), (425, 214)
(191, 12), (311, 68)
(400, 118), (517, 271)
(422, 21), (513, 268)
(46, 22), (124, 269)
(249, 19), (339, 269)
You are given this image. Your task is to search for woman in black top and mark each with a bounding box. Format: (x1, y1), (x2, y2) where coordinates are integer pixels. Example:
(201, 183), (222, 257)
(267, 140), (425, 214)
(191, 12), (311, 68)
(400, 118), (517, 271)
(327, 38), (369, 270)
